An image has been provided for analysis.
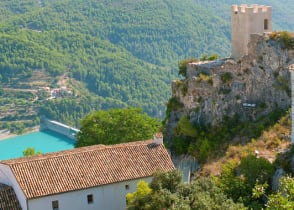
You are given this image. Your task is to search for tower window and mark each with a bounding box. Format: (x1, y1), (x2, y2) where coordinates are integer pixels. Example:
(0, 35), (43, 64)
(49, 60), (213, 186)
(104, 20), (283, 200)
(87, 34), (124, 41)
(264, 19), (268, 30)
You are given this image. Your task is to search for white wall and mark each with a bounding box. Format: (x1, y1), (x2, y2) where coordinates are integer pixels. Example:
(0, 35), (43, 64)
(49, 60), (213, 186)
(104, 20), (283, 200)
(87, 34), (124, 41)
(28, 177), (152, 210)
(0, 163), (28, 210)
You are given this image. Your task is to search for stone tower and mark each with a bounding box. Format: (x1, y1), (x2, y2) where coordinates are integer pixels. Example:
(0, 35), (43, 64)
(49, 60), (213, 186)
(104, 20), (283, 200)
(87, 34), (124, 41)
(231, 4), (272, 59)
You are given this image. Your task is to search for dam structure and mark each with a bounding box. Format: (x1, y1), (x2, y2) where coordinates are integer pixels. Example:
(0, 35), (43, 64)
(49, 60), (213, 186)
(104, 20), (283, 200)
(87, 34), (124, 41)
(40, 117), (79, 140)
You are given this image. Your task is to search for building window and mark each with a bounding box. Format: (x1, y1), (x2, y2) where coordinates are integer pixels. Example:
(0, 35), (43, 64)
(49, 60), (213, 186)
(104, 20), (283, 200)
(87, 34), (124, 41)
(52, 200), (59, 210)
(87, 194), (93, 204)
(264, 19), (268, 30)
(125, 184), (130, 190)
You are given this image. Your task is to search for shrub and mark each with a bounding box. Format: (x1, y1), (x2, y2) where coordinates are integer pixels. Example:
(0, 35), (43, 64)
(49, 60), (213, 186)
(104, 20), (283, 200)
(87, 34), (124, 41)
(175, 80), (188, 96)
(200, 53), (219, 61)
(219, 87), (231, 94)
(235, 95), (241, 100)
(173, 137), (190, 154)
(221, 72), (233, 84)
(178, 58), (198, 78)
(199, 72), (211, 81)
(240, 155), (275, 188)
(270, 31), (293, 49)
(208, 53), (219, 60)
(280, 31), (293, 49)
(23, 147), (41, 157)
(218, 155), (274, 208)
(165, 97), (184, 117)
(173, 115), (198, 137)
(266, 176), (294, 209)
(217, 160), (250, 203)
(274, 75), (291, 96)
(259, 102), (267, 109)
(181, 83), (188, 96)
(265, 137), (281, 150)
(200, 54), (208, 61)
(269, 31), (280, 40)
(198, 138), (211, 161)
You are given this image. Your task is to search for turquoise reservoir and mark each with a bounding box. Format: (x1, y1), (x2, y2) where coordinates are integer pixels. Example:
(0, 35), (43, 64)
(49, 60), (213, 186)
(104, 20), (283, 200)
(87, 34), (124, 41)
(0, 130), (75, 160)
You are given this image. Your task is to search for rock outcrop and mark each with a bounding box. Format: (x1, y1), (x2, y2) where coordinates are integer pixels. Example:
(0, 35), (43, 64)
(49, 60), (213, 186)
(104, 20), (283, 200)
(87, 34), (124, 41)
(166, 34), (294, 143)
(272, 168), (285, 192)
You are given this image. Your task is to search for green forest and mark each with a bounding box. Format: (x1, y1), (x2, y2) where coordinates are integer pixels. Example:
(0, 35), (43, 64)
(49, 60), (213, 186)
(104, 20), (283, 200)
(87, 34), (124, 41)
(0, 0), (293, 130)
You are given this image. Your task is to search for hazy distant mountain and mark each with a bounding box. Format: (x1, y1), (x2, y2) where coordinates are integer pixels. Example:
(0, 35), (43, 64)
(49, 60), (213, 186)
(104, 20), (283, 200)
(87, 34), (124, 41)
(0, 0), (292, 126)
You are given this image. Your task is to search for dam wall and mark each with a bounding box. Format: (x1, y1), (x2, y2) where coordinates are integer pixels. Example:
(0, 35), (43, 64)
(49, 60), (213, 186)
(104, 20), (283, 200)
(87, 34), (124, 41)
(40, 119), (79, 140)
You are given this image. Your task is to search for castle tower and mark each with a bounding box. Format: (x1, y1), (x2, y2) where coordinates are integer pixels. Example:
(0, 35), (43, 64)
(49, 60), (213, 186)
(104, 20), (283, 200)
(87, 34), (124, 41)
(231, 4), (272, 60)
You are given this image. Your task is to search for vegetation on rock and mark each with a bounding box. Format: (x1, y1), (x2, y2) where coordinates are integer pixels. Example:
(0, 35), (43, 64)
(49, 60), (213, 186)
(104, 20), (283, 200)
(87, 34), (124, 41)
(261, 176), (294, 209)
(178, 58), (198, 78)
(270, 31), (294, 49)
(165, 96), (184, 118)
(171, 108), (286, 162)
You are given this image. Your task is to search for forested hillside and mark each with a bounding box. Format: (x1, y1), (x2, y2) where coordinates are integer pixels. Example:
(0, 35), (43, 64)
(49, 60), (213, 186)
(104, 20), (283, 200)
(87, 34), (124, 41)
(0, 0), (293, 130)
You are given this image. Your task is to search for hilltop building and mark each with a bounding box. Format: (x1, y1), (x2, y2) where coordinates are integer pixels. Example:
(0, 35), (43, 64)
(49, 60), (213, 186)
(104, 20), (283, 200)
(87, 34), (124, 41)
(231, 4), (272, 59)
(0, 138), (174, 210)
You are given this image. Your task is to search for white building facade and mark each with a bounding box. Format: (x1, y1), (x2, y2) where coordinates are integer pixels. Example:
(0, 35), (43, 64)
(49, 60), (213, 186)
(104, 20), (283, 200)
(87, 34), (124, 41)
(27, 178), (152, 210)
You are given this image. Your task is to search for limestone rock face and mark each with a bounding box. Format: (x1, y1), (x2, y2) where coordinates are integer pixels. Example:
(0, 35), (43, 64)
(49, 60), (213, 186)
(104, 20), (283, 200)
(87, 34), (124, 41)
(272, 168), (285, 192)
(166, 34), (293, 141)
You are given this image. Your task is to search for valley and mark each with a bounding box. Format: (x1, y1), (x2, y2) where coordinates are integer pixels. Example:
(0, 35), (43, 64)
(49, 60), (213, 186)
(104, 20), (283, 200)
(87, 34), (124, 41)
(0, 0), (293, 134)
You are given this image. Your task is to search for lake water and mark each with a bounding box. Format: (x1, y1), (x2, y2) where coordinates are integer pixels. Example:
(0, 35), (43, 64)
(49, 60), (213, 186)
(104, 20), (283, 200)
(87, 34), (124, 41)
(0, 130), (75, 160)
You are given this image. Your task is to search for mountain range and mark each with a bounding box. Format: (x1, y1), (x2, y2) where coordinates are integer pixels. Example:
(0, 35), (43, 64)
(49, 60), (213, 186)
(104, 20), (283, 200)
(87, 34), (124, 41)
(0, 0), (293, 128)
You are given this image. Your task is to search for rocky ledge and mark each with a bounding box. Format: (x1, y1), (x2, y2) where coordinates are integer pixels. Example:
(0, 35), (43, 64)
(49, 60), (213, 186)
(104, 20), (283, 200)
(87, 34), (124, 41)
(166, 33), (294, 142)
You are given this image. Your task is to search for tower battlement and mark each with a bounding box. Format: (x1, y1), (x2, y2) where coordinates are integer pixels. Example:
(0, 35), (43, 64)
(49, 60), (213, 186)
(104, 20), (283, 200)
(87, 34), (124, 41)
(231, 4), (272, 60)
(231, 4), (271, 14)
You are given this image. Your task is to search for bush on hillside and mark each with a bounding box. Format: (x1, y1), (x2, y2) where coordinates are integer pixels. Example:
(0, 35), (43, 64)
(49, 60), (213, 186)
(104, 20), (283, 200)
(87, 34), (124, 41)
(178, 58), (198, 78)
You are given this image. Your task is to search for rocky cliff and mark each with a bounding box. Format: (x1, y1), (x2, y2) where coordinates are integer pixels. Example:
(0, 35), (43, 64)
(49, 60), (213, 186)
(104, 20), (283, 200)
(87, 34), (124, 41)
(166, 33), (294, 144)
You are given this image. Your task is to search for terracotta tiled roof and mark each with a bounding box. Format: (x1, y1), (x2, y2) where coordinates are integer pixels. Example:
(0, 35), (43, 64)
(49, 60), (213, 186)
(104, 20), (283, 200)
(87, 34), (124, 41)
(1, 140), (174, 199)
(0, 183), (22, 210)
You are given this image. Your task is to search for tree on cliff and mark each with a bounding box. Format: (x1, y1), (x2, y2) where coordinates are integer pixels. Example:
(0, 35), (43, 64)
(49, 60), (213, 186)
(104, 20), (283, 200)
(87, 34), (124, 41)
(75, 108), (160, 147)
(217, 155), (274, 209)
